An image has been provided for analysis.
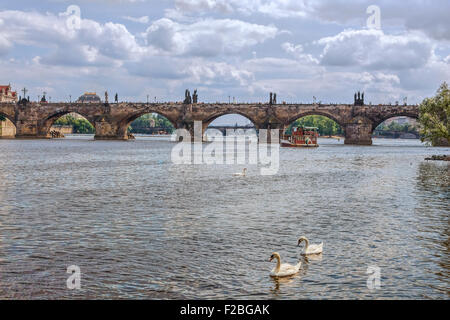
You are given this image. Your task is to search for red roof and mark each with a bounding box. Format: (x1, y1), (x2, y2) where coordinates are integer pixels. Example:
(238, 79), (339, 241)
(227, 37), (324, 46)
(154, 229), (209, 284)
(0, 85), (17, 97)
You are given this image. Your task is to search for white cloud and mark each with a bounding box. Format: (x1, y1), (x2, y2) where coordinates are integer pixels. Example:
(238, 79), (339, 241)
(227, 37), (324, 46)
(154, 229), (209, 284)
(0, 10), (144, 66)
(174, 0), (234, 13)
(282, 42), (319, 64)
(0, 33), (11, 56)
(127, 55), (254, 87)
(173, 0), (311, 18)
(445, 55), (450, 64)
(174, 0), (450, 42)
(122, 16), (150, 24)
(317, 29), (433, 70)
(145, 18), (279, 56)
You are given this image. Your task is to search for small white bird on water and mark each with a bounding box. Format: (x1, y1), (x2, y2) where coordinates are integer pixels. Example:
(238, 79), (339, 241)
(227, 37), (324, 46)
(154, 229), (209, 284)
(233, 168), (247, 176)
(269, 252), (301, 277)
(297, 236), (323, 255)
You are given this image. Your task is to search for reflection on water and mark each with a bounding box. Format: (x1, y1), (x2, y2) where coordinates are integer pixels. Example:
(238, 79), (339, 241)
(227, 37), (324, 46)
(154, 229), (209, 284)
(0, 136), (448, 299)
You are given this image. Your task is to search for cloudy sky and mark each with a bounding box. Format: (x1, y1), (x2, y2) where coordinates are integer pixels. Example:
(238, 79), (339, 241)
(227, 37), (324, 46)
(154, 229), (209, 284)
(1, 0), (449, 106)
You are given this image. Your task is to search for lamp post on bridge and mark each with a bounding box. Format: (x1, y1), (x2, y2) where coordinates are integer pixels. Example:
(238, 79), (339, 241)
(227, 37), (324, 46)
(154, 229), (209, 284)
(21, 88), (29, 102)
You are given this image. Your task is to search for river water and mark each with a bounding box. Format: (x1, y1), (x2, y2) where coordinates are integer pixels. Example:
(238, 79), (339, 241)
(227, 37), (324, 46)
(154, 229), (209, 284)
(0, 136), (448, 299)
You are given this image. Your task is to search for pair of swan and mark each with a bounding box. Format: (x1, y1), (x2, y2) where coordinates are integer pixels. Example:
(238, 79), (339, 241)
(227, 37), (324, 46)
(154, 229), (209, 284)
(233, 168), (247, 176)
(269, 236), (323, 278)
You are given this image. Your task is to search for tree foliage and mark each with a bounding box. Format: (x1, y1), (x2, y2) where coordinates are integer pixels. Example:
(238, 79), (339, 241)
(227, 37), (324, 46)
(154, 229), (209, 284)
(54, 115), (95, 134)
(376, 121), (418, 134)
(129, 113), (174, 133)
(419, 82), (450, 146)
(0, 114), (5, 121)
(286, 115), (343, 136)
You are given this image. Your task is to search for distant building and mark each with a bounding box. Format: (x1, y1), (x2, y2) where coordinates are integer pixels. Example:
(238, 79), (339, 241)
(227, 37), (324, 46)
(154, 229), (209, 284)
(77, 92), (101, 103)
(384, 116), (418, 127)
(0, 84), (18, 102)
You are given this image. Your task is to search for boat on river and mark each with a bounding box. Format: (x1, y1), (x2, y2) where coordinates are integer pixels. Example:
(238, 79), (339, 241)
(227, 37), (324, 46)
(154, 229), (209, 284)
(281, 126), (319, 148)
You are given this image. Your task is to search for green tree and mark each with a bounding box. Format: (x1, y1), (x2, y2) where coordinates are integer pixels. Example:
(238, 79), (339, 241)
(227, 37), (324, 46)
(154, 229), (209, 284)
(0, 114), (5, 121)
(419, 82), (450, 146)
(54, 115), (95, 134)
(286, 115), (343, 136)
(129, 113), (175, 134)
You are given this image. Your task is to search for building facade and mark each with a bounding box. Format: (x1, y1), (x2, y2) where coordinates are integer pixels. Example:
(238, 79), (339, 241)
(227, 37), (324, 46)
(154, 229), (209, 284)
(0, 84), (18, 102)
(77, 92), (102, 103)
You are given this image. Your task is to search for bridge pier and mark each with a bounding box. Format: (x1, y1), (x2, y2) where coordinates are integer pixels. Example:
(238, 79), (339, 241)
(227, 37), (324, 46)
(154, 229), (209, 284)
(15, 120), (50, 139)
(344, 118), (373, 146)
(94, 118), (130, 140)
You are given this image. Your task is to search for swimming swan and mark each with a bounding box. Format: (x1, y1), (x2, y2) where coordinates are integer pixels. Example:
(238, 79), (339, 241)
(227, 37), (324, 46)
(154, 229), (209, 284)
(233, 168), (247, 176)
(269, 252), (301, 277)
(297, 236), (323, 255)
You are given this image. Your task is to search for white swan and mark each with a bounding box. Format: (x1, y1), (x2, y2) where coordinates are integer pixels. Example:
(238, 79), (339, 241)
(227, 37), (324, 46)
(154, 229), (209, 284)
(233, 168), (247, 176)
(269, 252), (301, 277)
(297, 236), (323, 255)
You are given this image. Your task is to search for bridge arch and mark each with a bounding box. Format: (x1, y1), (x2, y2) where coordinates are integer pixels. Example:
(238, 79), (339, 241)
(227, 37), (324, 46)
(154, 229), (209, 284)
(0, 111), (16, 138)
(286, 111), (345, 129)
(204, 111), (259, 129)
(372, 115), (420, 139)
(40, 110), (96, 137)
(371, 113), (419, 133)
(202, 111), (259, 137)
(285, 112), (344, 138)
(118, 110), (178, 139)
(203, 112), (257, 138)
(0, 111), (15, 126)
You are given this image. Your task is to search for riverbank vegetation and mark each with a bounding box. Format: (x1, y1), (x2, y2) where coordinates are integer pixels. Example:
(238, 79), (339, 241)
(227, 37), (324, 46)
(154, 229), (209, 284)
(419, 82), (450, 146)
(286, 115), (343, 136)
(53, 115), (95, 134)
(128, 114), (174, 134)
(374, 121), (419, 137)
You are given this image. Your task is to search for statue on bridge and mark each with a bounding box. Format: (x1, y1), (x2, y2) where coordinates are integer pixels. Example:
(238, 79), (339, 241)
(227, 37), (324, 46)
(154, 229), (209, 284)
(270, 92), (277, 105)
(41, 92), (47, 103)
(193, 89), (198, 104)
(183, 89), (192, 104)
(354, 91), (364, 106)
(105, 91), (109, 104)
(115, 93), (118, 103)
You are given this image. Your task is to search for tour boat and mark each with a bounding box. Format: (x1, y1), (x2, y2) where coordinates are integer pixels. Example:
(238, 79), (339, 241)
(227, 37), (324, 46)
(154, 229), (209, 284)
(281, 126), (319, 148)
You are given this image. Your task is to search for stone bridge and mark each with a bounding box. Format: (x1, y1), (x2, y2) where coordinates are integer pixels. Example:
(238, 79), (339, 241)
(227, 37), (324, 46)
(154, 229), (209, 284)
(0, 100), (419, 145)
